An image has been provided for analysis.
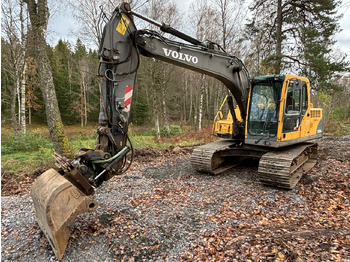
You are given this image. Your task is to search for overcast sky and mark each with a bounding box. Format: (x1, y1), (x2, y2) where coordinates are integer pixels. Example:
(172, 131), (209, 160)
(335, 1), (350, 56)
(47, 0), (350, 59)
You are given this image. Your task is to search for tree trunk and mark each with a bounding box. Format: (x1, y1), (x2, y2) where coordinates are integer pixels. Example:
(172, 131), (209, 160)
(154, 113), (160, 140)
(189, 76), (193, 125)
(183, 71), (188, 123)
(20, 0), (26, 134)
(275, 0), (283, 74)
(24, 0), (71, 154)
(29, 107), (32, 125)
(16, 75), (21, 127)
(198, 74), (205, 130)
(11, 84), (18, 132)
(84, 83), (87, 126)
(198, 91), (203, 130)
(20, 61), (27, 134)
(81, 83), (84, 128)
(162, 77), (170, 135)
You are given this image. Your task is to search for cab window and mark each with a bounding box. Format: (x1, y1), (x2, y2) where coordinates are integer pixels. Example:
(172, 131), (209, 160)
(248, 84), (279, 136)
(301, 82), (308, 114)
(283, 80), (308, 133)
(285, 82), (301, 114)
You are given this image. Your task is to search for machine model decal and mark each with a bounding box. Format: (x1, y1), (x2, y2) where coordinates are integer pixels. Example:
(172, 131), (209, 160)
(162, 48), (198, 64)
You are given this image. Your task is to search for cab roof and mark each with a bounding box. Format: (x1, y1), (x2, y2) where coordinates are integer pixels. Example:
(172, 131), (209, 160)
(253, 75), (285, 82)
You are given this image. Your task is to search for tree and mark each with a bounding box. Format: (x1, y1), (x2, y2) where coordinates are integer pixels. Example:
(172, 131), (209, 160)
(69, 0), (108, 48)
(1, 0), (28, 134)
(24, 0), (71, 154)
(51, 40), (77, 124)
(246, 0), (348, 90)
(69, 0), (144, 48)
(71, 39), (98, 126)
(1, 38), (18, 131)
(212, 0), (246, 53)
(25, 56), (41, 124)
(137, 0), (181, 137)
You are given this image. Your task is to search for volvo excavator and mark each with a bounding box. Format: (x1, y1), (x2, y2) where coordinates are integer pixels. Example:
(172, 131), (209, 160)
(31, 3), (324, 259)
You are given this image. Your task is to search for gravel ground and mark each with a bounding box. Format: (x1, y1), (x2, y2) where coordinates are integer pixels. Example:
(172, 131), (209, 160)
(2, 137), (350, 261)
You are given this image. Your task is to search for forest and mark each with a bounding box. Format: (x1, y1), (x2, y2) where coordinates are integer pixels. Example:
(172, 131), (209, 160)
(1, 0), (350, 146)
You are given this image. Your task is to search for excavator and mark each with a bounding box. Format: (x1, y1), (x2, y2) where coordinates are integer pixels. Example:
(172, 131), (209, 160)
(31, 3), (323, 260)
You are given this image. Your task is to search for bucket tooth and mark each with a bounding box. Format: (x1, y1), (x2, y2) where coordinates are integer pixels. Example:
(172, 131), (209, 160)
(31, 169), (97, 260)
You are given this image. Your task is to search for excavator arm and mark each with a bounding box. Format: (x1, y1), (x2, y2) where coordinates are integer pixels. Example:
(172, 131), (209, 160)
(31, 3), (250, 259)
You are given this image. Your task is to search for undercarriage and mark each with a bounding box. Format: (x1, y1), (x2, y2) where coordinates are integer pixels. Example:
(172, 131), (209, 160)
(191, 140), (317, 189)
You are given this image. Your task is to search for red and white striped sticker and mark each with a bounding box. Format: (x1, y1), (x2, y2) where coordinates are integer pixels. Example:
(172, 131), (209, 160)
(123, 85), (133, 112)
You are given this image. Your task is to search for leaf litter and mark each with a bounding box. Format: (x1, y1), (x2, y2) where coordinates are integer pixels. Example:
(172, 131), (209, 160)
(1, 136), (350, 261)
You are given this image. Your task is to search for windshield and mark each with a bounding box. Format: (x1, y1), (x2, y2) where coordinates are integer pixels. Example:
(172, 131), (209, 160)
(248, 83), (280, 137)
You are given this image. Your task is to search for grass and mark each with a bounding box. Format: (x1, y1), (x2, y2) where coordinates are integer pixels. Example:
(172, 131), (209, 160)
(1, 124), (215, 174)
(3, 118), (349, 175)
(324, 119), (350, 137)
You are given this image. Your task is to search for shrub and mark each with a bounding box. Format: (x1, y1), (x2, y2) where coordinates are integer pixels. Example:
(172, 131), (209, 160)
(2, 133), (51, 154)
(332, 106), (350, 121)
(160, 125), (182, 137)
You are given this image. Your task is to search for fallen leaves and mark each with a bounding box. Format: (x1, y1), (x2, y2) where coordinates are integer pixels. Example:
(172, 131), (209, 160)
(2, 137), (350, 261)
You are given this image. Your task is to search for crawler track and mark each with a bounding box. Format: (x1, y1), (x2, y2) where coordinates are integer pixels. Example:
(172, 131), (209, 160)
(191, 140), (318, 189)
(258, 143), (317, 189)
(191, 140), (241, 174)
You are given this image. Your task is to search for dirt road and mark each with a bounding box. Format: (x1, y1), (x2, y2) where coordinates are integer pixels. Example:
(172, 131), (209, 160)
(1, 137), (349, 261)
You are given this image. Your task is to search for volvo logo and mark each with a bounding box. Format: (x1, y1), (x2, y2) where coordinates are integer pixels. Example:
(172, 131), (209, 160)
(162, 48), (198, 64)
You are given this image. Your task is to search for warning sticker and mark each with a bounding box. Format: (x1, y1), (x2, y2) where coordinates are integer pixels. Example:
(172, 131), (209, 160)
(116, 14), (130, 35)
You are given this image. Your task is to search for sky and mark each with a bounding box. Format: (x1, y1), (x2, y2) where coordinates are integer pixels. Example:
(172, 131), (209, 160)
(335, 1), (350, 56)
(48, 0), (350, 59)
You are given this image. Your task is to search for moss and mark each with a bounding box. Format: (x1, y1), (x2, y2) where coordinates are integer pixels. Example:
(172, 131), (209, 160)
(53, 121), (72, 154)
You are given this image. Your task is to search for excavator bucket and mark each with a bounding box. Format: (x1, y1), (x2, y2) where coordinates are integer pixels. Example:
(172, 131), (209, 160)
(31, 169), (97, 260)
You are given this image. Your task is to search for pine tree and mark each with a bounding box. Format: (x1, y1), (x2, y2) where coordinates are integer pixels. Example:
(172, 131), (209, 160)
(246, 0), (348, 91)
(51, 40), (78, 124)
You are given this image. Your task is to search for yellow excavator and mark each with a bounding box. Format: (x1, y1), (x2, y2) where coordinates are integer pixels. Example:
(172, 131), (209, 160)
(31, 3), (323, 260)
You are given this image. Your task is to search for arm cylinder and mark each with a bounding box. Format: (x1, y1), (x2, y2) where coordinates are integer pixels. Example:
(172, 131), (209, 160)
(130, 10), (206, 47)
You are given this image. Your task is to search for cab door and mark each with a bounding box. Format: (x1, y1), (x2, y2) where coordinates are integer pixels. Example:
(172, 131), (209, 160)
(281, 78), (308, 141)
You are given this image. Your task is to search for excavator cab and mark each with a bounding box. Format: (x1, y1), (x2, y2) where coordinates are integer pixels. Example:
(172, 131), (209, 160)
(245, 74), (323, 147)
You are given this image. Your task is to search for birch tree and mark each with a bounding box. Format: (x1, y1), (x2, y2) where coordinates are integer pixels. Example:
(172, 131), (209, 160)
(71, 39), (96, 127)
(212, 0), (246, 53)
(19, 0), (27, 133)
(188, 0), (218, 129)
(1, 0), (28, 133)
(69, 0), (144, 48)
(138, 0), (180, 137)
